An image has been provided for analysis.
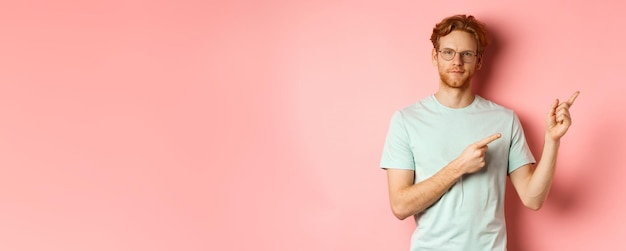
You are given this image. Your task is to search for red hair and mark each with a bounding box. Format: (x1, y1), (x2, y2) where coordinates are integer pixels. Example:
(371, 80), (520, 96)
(430, 15), (490, 55)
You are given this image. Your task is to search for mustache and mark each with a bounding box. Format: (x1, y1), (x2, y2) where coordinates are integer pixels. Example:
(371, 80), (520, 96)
(448, 68), (465, 72)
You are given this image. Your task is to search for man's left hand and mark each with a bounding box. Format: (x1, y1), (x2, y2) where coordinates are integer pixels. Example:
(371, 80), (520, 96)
(546, 91), (580, 141)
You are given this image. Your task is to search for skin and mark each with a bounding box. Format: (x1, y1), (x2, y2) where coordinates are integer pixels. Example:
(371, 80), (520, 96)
(385, 30), (579, 220)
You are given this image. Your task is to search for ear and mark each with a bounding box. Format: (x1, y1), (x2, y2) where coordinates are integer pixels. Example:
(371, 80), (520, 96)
(432, 48), (438, 66)
(476, 56), (483, 70)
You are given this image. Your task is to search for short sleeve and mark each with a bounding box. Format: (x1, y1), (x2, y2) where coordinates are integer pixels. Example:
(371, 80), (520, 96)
(508, 113), (536, 173)
(380, 111), (415, 170)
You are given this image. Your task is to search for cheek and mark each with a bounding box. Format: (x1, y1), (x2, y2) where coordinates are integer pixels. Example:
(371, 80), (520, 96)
(437, 60), (450, 70)
(466, 65), (478, 73)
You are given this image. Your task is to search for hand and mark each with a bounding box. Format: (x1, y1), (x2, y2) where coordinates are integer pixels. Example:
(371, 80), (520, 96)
(454, 133), (501, 174)
(546, 91), (579, 141)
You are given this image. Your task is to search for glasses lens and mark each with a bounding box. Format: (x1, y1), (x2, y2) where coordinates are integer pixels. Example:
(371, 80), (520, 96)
(461, 52), (476, 63)
(440, 50), (454, 60)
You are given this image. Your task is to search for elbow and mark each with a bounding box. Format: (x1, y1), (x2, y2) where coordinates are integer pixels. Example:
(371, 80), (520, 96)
(525, 203), (542, 211)
(392, 211), (409, 220)
(390, 203), (412, 220)
(522, 198), (544, 211)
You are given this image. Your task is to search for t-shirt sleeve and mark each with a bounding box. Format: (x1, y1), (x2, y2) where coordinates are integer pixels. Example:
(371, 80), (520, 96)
(380, 111), (415, 170)
(508, 113), (536, 173)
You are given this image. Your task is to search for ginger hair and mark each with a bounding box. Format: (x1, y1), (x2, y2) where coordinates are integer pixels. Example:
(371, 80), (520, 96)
(430, 15), (490, 55)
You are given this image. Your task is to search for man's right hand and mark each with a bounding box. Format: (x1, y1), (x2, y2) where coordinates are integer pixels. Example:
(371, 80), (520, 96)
(454, 133), (502, 174)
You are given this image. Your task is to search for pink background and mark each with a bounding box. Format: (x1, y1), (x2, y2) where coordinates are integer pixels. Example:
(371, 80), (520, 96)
(0, 1), (623, 250)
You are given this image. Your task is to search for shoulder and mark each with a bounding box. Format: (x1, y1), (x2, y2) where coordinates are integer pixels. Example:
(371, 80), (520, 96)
(474, 96), (516, 116)
(396, 95), (436, 116)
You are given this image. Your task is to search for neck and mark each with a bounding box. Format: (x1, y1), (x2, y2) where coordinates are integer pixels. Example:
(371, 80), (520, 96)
(434, 86), (475, 108)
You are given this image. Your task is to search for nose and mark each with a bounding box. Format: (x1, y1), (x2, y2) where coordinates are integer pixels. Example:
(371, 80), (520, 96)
(452, 52), (464, 65)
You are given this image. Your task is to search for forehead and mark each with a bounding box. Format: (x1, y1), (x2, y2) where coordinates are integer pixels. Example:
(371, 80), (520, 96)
(438, 30), (477, 51)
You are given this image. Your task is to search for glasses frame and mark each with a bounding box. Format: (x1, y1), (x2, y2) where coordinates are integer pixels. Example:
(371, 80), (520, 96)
(437, 48), (479, 63)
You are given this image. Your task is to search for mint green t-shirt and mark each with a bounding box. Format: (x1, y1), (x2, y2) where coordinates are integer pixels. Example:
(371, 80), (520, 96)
(380, 95), (535, 251)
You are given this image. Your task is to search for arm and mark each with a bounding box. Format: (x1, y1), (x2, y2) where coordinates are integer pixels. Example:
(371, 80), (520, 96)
(386, 165), (462, 220)
(509, 91), (579, 210)
(386, 133), (502, 220)
(509, 137), (559, 210)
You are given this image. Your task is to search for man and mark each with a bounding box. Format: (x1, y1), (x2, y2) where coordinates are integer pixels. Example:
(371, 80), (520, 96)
(380, 14), (579, 250)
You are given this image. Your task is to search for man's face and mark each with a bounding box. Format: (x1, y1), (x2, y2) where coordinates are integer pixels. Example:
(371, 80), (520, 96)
(432, 30), (480, 90)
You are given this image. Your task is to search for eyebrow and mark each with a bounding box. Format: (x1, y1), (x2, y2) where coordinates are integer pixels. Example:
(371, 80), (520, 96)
(441, 47), (476, 53)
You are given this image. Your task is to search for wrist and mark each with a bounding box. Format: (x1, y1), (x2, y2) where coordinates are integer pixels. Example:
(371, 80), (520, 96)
(447, 158), (467, 176)
(544, 133), (561, 146)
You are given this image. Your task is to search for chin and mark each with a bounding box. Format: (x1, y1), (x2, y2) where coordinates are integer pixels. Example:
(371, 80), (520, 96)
(440, 74), (472, 89)
(442, 79), (470, 89)
(445, 83), (469, 89)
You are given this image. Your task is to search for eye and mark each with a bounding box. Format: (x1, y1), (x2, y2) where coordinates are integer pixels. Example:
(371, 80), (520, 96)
(441, 50), (454, 56)
(461, 51), (475, 57)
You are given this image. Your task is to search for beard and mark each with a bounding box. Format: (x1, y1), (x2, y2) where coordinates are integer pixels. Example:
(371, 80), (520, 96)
(438, 69), (472, 90)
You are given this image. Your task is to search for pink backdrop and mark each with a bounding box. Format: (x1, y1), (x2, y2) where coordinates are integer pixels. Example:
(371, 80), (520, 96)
(0, 1), (623, 250)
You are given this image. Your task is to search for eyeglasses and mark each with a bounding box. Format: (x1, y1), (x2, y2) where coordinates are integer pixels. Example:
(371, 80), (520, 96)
(438, 49), (478, 63)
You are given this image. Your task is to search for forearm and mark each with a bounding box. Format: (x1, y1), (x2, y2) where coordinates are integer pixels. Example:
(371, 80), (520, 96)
(524, 134), (561, 208)
(392, 162), (464, 219)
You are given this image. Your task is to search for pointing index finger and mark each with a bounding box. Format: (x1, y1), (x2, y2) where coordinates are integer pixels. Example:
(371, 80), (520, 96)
(476, 133), (502, 147)
(567, 91), (580, 107)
